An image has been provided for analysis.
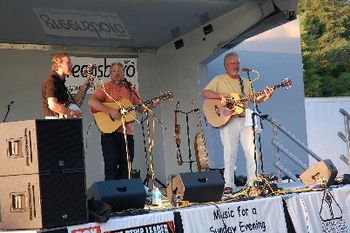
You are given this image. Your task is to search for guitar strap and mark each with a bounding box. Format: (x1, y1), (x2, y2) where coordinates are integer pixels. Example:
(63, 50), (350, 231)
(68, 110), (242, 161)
(66, 89), (78, 105)
(239, 76), (245, 96)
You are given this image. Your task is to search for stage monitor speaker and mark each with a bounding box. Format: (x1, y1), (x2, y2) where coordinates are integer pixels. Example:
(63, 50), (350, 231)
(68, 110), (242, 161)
(0, 119), (84, 176)
(88, 178), (146, 213)
(300, 159), (338, 186)
(166, 170), (224, 203)
(0, 171), (87, 229)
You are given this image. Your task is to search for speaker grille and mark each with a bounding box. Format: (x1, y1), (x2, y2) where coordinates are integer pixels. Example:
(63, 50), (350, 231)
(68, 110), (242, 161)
(40, 171), (87, 228)
(36, 120), (84, 172)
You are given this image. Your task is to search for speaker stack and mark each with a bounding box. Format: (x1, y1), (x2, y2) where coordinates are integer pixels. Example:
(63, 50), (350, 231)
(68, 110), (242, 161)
(0, 119), (88, 230)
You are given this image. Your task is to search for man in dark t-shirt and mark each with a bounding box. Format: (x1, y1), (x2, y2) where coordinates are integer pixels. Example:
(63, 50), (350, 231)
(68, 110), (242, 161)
(42, 52), (90, 118)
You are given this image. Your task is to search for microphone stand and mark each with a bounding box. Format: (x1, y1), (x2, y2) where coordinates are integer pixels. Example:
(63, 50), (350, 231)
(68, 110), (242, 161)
(127, 85), (168, 191)
(141, 116), (166, 189)
(245, 70), (264, 177)
(3, 101), (14, 122)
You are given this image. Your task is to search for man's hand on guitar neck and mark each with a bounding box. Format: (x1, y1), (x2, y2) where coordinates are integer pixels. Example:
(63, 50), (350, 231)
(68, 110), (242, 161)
(256, 86), (274, 103)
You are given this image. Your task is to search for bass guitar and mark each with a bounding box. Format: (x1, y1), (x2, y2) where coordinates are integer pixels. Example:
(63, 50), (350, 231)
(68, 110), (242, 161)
(93, 91), (174, 133)
(203, 78), (292, 128)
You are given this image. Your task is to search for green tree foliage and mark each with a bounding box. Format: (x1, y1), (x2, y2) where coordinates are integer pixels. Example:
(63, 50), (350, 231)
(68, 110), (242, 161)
(298, 0), (350, 96)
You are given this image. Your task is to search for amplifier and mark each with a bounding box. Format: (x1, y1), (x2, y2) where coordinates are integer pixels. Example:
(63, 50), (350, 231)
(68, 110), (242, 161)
(166, 170), (224, 203)
(88, 178), (146, 213)
(300, 159), (338, 186)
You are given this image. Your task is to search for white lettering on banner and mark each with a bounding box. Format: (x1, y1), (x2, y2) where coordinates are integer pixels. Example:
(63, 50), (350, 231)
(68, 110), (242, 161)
(33, 8), (131, 39)
(112, 223), (173, 233)
(66, 57), (138, 94)
(71, 226), (101, 233)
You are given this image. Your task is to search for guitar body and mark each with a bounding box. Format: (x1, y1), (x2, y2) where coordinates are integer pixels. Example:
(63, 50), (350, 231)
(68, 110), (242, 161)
(203, 78), (293, 128)
(202, 92), (244, 128)
(93, 100), (137, 133)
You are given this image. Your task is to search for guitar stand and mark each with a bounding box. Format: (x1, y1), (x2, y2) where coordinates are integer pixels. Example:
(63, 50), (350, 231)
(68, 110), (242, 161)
(175, 107), (199, 172)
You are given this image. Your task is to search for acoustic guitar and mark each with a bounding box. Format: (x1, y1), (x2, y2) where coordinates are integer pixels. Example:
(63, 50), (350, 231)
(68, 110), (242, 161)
(93, 91), (173, 133)
(203, 78), (292, 128)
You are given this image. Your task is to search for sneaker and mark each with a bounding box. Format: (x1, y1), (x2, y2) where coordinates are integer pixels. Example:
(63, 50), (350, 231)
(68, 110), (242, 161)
(223, 187), (233, 194)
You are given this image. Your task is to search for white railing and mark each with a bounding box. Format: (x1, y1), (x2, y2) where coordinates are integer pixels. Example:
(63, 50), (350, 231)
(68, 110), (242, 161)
(261, 115), (321, 182)
(338, 108), (350, 169)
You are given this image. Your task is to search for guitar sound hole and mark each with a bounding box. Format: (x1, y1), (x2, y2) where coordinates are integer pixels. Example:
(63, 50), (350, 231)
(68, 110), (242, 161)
(109, 114), (115, 122)
(214, 105), (220, 116)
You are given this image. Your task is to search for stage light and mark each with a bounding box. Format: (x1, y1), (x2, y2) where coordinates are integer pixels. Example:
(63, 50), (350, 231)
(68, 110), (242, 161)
(203, 24), (213, 35)
(174, 39), (184, 49)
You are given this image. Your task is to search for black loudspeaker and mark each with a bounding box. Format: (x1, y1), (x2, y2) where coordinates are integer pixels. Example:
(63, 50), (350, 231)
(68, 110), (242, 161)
(0, 119), (84, 176)
(300, 159), (338, 186)
(0, 171), (87, 229)
(88, 178), (146, 213)
(166, 170), (224, 203)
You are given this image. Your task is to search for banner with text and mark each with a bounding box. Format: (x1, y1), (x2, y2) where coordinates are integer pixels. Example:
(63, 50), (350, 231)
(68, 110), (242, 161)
(67, 211), (175, 233)
(34, 8), (130, 39)
(285, 186), (350, 233)
(66, 56), (138, 94)
(179, 196), (287, 233)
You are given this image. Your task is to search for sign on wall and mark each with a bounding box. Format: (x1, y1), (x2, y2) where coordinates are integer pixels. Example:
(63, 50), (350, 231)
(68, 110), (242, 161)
(34, 8), (130, 39)
(66, 57), (138, 94)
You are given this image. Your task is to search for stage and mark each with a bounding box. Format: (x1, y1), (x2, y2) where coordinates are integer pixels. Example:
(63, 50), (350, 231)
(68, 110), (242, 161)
(2, 184), (349, 233)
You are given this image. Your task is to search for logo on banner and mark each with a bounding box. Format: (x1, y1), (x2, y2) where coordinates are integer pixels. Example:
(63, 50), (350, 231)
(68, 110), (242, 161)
(66, 57), (138, 94)
(72, 226), (101, 233)
(110, 221), (175, 233)
(319, 190), (348, 232)
(34, 8), (130, 39)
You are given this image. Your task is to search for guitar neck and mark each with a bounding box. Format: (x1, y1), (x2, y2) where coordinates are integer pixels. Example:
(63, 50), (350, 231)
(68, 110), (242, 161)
(76, 84), (90, 107)
(125, 97), (156, 112)
(235, 83), (282, 105)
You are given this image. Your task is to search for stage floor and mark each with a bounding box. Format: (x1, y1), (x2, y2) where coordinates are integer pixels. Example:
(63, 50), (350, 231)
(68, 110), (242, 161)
(1, 184), (349, 233)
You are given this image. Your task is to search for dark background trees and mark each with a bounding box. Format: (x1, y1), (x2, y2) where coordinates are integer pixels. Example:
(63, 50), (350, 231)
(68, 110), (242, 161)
(298, 0), (350, 97)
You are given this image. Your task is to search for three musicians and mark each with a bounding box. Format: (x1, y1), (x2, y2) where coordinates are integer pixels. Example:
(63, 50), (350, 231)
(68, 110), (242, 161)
(42, 52), (275, 194)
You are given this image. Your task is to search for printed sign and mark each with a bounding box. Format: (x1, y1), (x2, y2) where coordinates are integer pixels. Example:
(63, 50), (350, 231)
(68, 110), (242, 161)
(111, 221), (175, 233)
(65, 56), (138, 94)
(67, 211), (175, 233)
(179, 196), (288, 233)
(34, 8), (131, 39)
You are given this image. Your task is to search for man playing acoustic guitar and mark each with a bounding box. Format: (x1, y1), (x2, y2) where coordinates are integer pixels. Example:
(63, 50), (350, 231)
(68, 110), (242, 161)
(201, 52), (274, 194)
(88, 62), (160, 180)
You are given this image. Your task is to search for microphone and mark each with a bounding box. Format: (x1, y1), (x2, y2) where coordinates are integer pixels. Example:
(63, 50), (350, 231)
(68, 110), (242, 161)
(120, 78), (133, 87)
(82, 64), (96, 76)
(242, 67), (254, 72)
